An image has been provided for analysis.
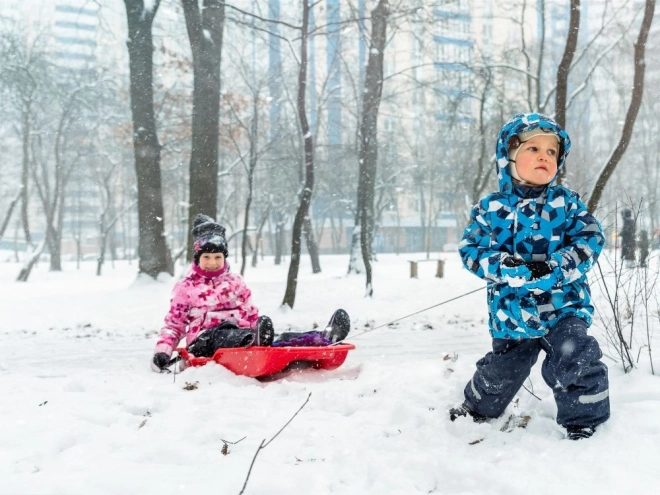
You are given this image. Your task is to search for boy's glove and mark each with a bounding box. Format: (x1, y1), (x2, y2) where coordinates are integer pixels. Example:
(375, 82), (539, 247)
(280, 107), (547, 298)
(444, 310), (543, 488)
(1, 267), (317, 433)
(501, 256), (531, 287)
(502, 257), (553, 288)
(502, 257), (525, 268)
(526, 261), (552, 279)
(503, 257), (552, 278)
(151, 352), (170, 372)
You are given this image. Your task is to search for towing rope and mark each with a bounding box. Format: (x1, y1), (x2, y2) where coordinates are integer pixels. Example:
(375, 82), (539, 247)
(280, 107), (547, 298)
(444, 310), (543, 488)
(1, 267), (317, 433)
(338, 285), (486, 343)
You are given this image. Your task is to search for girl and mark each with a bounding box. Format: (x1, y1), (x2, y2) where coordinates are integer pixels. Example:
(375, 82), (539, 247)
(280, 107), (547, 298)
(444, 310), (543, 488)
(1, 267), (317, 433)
(151, 214), (350, 372)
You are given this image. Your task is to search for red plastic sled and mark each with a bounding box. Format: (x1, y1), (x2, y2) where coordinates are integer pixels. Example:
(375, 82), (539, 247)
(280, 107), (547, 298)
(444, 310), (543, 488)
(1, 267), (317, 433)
(175, 344), (355, 379)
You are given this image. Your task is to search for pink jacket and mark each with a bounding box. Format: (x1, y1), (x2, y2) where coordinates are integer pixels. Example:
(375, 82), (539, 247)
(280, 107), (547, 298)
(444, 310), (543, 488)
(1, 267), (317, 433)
(154, 263), (260, 356)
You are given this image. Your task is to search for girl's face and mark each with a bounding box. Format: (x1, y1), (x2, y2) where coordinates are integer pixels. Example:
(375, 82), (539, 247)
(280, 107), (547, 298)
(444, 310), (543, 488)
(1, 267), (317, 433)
(513, 134), (559, 186)
(199, 252), (225, 271)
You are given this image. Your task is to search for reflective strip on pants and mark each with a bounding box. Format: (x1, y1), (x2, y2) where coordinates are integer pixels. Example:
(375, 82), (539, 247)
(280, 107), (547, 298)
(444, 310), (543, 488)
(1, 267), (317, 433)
(578, 389), (609, 404)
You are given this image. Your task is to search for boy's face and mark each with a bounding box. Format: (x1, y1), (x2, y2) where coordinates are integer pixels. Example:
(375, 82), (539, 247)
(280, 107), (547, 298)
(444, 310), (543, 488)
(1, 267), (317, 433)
(199, 252), (225, 271)
(513, 134), (559, 186)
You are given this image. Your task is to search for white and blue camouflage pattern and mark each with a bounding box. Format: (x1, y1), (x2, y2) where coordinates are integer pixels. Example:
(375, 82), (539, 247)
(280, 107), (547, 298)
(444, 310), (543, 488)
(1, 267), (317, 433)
(458, 113), (605, 339)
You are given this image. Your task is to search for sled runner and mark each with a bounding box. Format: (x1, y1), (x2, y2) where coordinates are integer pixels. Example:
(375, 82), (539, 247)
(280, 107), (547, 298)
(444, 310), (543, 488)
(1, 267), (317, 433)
(174, 343), (355, 379)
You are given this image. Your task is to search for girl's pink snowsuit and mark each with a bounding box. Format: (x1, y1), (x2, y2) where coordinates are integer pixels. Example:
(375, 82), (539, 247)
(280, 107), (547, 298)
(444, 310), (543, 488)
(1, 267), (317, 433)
(154, 263), (259, 357)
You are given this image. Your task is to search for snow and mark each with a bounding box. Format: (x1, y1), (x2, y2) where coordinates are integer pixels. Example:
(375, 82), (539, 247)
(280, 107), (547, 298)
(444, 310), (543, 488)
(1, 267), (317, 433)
(142, 0), (157, 16)
(1, 252), (658, 494)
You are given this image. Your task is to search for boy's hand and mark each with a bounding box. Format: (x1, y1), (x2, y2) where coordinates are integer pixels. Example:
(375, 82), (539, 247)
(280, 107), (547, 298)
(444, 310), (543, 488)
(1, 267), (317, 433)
(152, 352), (170, 372)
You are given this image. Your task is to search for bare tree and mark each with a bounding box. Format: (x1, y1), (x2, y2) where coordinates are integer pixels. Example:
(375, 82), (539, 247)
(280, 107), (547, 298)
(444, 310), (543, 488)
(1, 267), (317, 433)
(0, 188), (21, 241)
(587, 0), (656, 212)
(550, 0), (581, 185)
(353, 0), (389, 296)
(251, 201), (271, 268)
(30, 84), (100, 272)
(226, 89), (265, 276)
(554, 0), (580, 129)
(0, 30), (46, 250)
(470, 69), (494, 205)
(282, 0), (316, 309)
(123, 0), (173, 277)
(182, 0), (225, 259)
(92, 156), (137, 276)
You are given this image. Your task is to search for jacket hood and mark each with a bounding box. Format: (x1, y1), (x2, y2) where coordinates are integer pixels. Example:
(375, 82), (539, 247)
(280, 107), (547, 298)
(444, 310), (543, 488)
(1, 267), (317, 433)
(495, 113), (571, 193)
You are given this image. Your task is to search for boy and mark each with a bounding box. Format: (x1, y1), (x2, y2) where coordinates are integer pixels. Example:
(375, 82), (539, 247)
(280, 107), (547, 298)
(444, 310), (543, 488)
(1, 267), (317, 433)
(451, 113), (610, 440)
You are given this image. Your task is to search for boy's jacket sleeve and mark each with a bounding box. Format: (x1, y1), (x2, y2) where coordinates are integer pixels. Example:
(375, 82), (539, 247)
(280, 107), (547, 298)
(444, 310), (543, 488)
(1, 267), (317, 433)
(459, 201), (515, 285)
(542, 195), (604, 287)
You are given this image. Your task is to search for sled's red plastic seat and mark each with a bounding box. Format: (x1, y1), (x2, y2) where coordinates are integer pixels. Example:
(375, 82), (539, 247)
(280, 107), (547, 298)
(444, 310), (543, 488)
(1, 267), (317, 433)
(175, 344), (355, 378)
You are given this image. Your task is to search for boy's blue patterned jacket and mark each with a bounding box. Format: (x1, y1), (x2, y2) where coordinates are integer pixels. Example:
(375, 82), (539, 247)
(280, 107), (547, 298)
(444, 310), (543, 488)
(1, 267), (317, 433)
(459, 113), (605, 339)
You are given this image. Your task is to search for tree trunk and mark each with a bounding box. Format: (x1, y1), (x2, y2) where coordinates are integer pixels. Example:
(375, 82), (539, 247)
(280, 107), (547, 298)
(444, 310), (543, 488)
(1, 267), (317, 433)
(97, 201), (137, 276)
(587, 0), (656, 212)
(251, 205), (270, 268)
(13, 220), (20, 262)
(282, 0), (314, 309)
(47, 224), (62, 271)
(303, 216), (321, 273)
(535, 0), (546, 110)
(47, 96), (76, 273)
(16, 239), (46, 282)
(124, 0), (173, 278)
(347, 226), (364, 274)
(472, 69), (494, 204)
(28, 152), (61, 273)
(356, 0), (388, 297)
(97, 211), (107, 276)
(0, 188), (22, 241)
(75, 235), (81, 269)
(554, 0), (580, 185)
(241, 98), (258, 276)
(182, 0), (224, 260)
(20, 105), (32, 246)
(53, 181), (67, 271)
(274, 212), (284, 265)
(554, 0), (579, 129)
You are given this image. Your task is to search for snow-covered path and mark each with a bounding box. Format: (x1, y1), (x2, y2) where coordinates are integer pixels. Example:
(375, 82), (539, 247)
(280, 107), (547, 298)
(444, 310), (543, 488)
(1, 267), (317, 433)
(1, 254), (658, 494)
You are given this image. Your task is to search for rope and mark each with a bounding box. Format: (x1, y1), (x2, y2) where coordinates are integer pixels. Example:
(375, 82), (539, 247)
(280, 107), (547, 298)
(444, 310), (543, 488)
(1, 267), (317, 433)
(334, 285), (546, 404)
(338, 285), (486, 343)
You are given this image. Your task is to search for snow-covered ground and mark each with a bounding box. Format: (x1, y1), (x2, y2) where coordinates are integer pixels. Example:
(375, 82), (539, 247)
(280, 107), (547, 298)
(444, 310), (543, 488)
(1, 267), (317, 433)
(1, 252), (658, 494)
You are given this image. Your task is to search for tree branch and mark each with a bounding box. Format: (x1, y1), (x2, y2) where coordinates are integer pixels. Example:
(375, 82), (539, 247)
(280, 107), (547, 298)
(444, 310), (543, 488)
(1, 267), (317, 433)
(239, 392), (312, 494)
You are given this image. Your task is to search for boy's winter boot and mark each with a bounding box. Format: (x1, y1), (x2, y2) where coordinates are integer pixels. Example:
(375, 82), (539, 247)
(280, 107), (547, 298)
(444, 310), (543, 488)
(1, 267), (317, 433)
(449, 402), (490, 423)
(256, 316), (274, 346)
(323, 309), (351, 343)
(566, 425), (596, 440)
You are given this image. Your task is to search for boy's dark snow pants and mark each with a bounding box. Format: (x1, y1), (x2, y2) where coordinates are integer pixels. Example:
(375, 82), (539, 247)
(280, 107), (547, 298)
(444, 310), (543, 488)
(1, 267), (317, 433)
(464, 317), (610, 428)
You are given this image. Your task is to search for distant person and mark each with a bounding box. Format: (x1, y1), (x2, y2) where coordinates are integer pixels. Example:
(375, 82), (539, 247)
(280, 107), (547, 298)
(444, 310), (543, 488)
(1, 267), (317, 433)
(620, 208), (636, 268)
(451, 113), (610, 440)
(151, 214), (350, 372)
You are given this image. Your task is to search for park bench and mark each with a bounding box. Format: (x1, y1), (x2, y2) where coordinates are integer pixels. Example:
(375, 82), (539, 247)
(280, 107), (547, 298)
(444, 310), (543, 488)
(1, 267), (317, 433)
(408, 258), (445, 278)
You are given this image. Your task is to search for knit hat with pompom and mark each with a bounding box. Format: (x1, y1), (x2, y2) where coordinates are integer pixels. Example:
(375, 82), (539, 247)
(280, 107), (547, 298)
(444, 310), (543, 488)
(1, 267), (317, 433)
(191, 214), (228, 264)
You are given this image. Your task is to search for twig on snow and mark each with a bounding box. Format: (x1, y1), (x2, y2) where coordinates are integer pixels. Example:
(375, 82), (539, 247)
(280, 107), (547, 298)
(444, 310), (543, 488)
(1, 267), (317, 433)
(239, 392), (312, 494)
